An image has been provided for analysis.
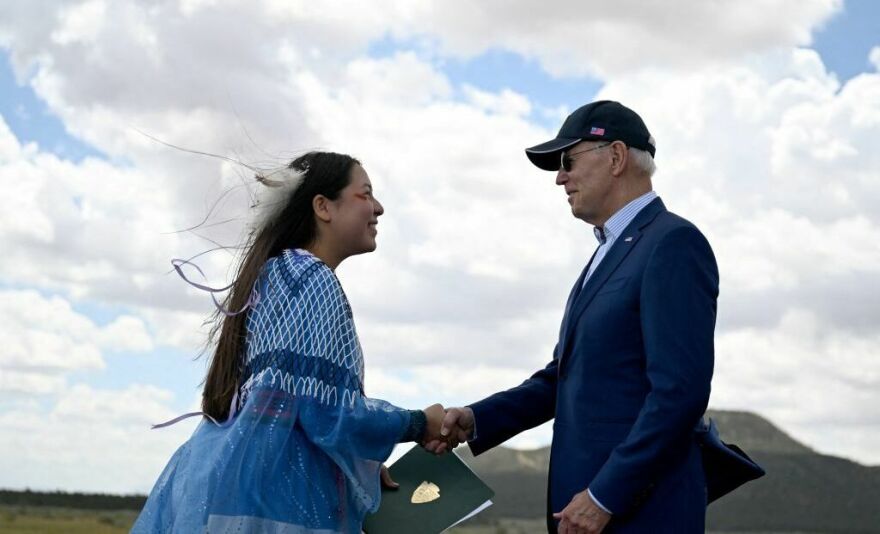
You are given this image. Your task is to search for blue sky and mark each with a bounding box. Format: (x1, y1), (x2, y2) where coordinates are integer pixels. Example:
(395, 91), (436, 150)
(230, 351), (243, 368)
(0, 55), (103, 162)
(812, 0), (880, 80)
(1, 0), (879, 493)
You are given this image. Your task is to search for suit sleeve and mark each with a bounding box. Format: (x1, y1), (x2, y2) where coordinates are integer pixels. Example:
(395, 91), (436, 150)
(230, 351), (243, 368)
(588, 226), (719, 514)
(467, 348), (559, 455)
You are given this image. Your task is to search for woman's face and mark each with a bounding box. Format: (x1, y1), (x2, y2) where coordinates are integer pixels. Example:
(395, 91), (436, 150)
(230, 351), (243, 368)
(326, 164), (384, 257)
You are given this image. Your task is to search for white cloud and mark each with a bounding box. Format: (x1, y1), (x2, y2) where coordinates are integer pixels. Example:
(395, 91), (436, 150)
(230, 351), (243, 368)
(0, 114), (23, 157)
(392, 0), (841, 77)
(366, 364), (556, 452)
(0, 0), (842, 164)
(53, 383), (176, 424)
(593, 47), (880, 317)
(0, 112), (250, 327)
(1, 290), (100, 373)
(462, 85), (532, 117)
(712, 309), (880, 463)
(97, 315), (154, 352)
(367, 364), (547, 409)
(0, 383), (197, 493)
(0, 0), (877, 496)
(51, 0), (107, 46)
(0, 290), (155, 394)
(0, 371), (65, 396)
(345, 52), (452, 105)
(869, 46), (880, 71)
(137, 307), (212, 352)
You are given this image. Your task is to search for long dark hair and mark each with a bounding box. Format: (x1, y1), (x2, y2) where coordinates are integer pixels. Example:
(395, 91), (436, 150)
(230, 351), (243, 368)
(202, 151), (360, 420)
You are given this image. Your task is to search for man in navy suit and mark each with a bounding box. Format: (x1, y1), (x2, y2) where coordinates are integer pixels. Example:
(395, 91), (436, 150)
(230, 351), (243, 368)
(427, 101), (719, 533)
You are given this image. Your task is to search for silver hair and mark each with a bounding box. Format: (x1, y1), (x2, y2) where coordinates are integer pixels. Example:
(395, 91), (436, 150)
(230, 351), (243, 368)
(628, 146), (656, 178)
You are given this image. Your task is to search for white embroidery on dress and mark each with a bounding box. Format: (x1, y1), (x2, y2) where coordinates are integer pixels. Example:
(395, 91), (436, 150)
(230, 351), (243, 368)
(239, 367), (359, 408)
(240, 251), (364, 408)
(245, 250), (363, 371)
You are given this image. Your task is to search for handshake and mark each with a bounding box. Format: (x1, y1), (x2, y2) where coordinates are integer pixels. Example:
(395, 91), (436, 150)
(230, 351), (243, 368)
(419, 404), (475, 454)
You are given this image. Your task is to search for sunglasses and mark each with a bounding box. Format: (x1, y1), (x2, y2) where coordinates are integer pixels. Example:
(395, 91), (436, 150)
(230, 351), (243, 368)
(560, 143), (612, 172)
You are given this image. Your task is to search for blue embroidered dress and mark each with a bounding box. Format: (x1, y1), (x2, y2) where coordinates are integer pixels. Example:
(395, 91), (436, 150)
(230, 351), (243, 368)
(133, 249), (412, 533)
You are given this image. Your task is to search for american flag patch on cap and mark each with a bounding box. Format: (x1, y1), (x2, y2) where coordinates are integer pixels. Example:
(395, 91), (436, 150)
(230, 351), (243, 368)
(590, 126), (605, 135)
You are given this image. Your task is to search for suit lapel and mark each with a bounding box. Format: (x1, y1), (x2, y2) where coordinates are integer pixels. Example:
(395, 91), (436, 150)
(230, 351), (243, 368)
(559, 198), (667, 358)
(558, 249), (598, 345)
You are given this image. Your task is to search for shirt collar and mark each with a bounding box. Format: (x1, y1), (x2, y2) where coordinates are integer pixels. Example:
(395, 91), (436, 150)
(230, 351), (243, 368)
(594, 191), (658, 244)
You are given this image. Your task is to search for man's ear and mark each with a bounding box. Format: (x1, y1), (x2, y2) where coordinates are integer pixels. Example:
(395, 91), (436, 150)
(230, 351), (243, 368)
(610, 141), (628, 177)
(313, 195), (332, 223)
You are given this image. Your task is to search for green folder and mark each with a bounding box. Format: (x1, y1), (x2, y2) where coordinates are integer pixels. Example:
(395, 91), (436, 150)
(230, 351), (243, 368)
(363, 446), (494, 533)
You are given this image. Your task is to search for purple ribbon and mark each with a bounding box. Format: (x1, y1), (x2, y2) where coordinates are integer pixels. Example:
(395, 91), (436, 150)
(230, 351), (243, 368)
(155, 256), (255, 430)
(171, 258), (259, 317)
(152, 388), (240, 429)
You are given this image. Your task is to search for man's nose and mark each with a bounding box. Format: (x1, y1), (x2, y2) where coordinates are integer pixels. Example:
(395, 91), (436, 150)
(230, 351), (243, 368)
(556, 170), (568, 186)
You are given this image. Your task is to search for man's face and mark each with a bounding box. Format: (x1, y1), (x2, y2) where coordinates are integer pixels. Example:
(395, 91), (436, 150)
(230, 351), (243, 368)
(555, 140), (615, 225)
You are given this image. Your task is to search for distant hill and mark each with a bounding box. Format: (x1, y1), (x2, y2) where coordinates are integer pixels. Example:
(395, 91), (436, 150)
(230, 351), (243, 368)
(0, 489), (145, 511)
(457, 410), (880, 533)
(702, 410), (814, 455)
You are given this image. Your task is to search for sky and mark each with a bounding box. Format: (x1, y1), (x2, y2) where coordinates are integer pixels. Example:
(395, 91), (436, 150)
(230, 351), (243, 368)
(1, 0), (879, 494)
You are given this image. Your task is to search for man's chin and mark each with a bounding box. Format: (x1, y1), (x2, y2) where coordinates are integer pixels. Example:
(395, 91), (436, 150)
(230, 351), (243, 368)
(571, 210), (594, 224)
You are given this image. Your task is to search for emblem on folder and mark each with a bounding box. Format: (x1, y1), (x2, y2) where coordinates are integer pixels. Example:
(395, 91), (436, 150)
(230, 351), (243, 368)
(411, 481), (441, 503)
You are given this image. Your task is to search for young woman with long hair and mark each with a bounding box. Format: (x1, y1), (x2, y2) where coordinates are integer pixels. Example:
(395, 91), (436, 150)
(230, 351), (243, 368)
(133, 151), (445, 533)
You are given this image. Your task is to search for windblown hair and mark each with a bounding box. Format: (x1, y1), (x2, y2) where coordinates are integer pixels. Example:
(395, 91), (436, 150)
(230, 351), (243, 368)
(202, 151), (360, 420)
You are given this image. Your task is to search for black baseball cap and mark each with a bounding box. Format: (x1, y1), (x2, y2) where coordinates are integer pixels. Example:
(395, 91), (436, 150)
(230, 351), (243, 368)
(525, 100), (656, 171)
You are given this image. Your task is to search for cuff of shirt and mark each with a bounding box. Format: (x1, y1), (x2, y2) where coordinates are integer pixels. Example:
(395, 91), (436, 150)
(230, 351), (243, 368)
(400, 409), (427, 442)
(588, 488), (612, 515)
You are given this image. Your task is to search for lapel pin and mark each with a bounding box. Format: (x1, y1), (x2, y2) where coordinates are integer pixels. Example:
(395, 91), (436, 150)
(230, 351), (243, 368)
(624, 237), (633, 242)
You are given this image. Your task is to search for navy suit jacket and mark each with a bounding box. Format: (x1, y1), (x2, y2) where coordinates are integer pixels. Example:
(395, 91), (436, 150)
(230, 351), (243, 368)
(469, 198), (719, 533)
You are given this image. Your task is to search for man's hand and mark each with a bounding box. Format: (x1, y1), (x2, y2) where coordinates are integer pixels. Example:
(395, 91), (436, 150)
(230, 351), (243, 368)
(553, 489), (611, 534)
(380, 464), (399, 490)
(422, 406), (475, 455)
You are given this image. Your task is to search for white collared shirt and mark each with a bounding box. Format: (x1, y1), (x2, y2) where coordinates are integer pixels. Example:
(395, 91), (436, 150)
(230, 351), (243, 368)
(583, 191), (658, 287)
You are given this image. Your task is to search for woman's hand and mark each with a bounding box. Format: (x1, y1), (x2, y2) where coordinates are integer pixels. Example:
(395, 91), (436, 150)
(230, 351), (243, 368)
(380, 464), (399, 490)
(422, 403), (446, 444)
